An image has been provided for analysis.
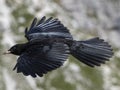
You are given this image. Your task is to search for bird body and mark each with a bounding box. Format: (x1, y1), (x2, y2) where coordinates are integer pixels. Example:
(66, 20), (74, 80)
(6, 16), (113, 77)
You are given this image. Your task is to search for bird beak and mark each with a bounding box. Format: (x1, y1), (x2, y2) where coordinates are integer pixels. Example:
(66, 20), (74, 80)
(3, 50), (11, 55)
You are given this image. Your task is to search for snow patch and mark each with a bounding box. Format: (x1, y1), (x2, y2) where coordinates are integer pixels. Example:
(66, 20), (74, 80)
(3, 69), (16, 90)
(26, 76), (42, 90)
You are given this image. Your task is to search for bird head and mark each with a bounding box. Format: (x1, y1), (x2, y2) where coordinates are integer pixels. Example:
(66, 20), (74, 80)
(4, 44), (26, 55)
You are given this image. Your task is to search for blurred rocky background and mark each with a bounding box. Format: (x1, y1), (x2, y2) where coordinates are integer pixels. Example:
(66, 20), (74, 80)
(0, 0), (120, 90)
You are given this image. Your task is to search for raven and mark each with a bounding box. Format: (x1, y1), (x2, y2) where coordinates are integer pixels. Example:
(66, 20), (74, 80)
(4, 16), (113, 77)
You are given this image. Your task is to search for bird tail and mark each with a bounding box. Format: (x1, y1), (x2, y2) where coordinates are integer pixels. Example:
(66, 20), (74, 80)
(70, 37), (113, 67)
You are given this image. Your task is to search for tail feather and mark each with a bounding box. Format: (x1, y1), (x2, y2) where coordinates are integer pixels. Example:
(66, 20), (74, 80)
(70, 37), (113, 67)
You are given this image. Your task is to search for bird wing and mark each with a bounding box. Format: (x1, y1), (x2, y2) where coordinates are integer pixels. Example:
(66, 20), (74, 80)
(25, 16), (73, 41)
(13, 43), (69, 77)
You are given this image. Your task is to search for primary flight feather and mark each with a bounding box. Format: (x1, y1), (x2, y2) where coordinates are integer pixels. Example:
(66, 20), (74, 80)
(4, 16), (113, 77)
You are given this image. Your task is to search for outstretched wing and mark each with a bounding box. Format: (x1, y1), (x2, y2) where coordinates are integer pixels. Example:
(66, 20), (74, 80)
(25, 16), (73, 41)
(13, 43), (69, 77)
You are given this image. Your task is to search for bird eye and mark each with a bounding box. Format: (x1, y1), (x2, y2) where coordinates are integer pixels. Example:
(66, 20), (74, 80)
(13, 46), (17, 50)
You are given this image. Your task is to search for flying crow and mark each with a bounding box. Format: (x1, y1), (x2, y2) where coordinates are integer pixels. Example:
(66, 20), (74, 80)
(4, 16), (113, 77)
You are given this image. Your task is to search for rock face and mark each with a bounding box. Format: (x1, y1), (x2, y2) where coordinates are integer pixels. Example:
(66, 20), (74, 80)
(0, 0), (119, 90)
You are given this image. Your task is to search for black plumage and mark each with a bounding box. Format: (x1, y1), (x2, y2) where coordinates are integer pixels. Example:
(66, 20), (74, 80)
(5, 16), (113, 77)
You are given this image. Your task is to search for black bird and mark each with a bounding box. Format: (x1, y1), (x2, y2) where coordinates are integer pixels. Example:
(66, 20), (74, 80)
(4, 16), (113, 77)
